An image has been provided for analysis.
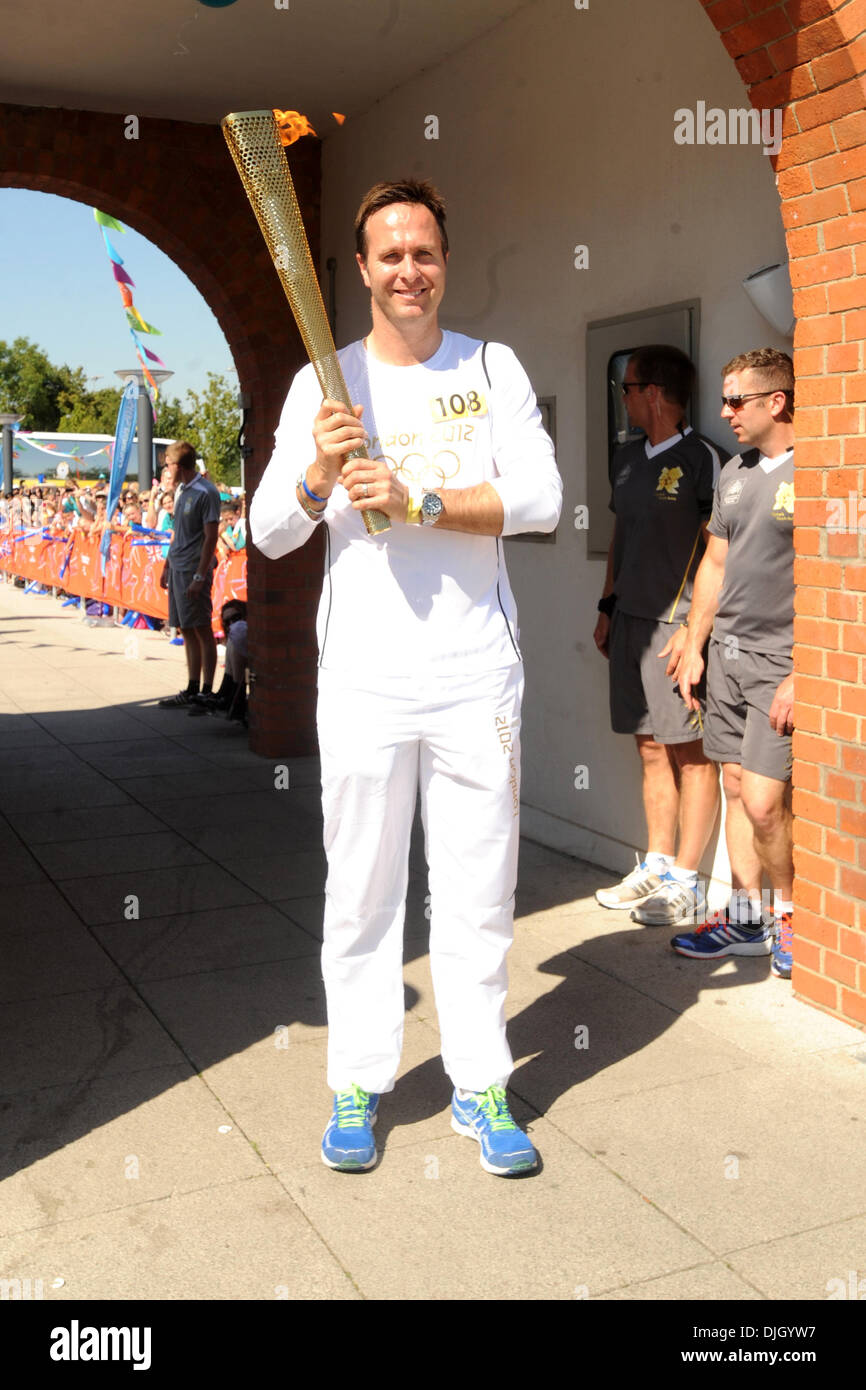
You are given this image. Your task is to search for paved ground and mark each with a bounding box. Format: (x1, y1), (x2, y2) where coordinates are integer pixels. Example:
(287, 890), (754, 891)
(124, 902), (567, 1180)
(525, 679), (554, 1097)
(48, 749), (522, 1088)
(1, 578), (865, 1303)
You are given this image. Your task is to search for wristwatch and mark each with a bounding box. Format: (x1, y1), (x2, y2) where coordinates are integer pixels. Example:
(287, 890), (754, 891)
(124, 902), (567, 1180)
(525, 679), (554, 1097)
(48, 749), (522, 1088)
(193, 572), (205, 582)
(420, 492), (444, 527)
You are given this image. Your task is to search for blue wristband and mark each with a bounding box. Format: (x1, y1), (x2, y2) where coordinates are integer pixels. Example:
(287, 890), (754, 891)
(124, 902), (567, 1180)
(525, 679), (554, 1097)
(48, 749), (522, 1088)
(302, 477), (327, 504)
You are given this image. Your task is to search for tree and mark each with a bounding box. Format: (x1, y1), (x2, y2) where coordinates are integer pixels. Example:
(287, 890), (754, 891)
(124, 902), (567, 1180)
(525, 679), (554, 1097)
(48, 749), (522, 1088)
(154, 394), (193, 442)
(57, 385), (124, 434)
(184, 372), (241, 486)
(0, 337), (85, 430)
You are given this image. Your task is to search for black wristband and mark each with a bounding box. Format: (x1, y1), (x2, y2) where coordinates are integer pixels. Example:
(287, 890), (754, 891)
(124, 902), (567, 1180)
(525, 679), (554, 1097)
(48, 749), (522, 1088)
(597, 593), (616, 617)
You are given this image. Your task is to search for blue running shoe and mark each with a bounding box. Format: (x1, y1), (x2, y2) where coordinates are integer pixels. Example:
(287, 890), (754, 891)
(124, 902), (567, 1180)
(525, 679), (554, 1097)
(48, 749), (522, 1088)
(671, 916), (773, 958)
(771, 912), (793, 979)
(451, 1086), (537, 1176)
(321, 1084), (379, 1171)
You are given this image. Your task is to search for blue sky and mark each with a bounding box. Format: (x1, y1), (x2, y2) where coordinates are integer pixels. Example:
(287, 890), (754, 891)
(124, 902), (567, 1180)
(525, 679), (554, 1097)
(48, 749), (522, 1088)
(0, 189), (236, 410)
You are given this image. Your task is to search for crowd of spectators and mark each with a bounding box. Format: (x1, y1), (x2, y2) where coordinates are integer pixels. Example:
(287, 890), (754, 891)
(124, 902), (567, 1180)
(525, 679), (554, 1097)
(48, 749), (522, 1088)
(0, 470), (247, 721)
(0, 471), (247, 548)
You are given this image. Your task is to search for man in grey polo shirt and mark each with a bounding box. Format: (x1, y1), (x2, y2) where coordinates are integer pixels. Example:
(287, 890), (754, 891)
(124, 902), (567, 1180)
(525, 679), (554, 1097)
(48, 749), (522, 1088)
(594, 345), (727, 926)
(157, 441), (221, 711)
(672, 348), (794, 979)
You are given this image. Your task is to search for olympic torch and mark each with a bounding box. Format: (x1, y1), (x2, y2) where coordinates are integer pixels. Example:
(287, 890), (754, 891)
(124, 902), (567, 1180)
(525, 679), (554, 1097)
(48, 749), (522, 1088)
(221, 109), (390, 536)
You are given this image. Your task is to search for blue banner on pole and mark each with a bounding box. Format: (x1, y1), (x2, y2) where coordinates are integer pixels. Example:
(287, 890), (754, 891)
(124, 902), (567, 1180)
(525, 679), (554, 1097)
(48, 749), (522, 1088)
(101, 379), (138, 573)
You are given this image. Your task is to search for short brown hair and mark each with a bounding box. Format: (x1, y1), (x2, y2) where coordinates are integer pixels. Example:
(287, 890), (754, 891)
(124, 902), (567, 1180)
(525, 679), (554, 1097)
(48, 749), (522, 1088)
(166, 440), (198, 472)
(722, 348), (794, 398)
(628, 345), (695, 410)
(354, 179), (448, 259)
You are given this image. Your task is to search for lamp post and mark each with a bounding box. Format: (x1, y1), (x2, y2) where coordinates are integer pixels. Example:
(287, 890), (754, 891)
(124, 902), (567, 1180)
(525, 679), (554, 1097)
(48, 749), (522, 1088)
(114, 369), (174, 492)
(0, 413), (22, 494)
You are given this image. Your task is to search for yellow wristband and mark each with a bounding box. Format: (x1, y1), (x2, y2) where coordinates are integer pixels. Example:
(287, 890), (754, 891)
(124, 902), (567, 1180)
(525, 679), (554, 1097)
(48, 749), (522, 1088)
(406, 490), (422, 525)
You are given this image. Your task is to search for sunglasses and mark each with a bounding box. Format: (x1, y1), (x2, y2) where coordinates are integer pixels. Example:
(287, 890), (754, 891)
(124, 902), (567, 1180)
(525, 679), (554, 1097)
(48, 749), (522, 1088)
(721, 390), (792, 410)
(617, 381), (657, 395)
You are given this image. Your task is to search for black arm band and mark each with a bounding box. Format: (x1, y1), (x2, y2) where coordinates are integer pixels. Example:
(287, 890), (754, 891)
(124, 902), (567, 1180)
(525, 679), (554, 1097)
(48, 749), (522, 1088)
(597, 593), (617, 617)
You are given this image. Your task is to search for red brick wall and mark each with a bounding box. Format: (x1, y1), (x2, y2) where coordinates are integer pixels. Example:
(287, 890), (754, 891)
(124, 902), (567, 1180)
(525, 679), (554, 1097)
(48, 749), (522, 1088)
(0, 104), (322, 758)
(701, 0), (866, 1029)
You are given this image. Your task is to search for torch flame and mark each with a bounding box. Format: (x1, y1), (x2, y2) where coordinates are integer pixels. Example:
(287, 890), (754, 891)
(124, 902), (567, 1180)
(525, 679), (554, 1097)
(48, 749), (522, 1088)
(272, 109), (317, 146)
(332, 112), (346, 125)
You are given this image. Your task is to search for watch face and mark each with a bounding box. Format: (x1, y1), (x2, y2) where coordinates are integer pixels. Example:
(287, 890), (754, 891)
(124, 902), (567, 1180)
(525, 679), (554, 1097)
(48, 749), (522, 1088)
(421, 492), (444, 523)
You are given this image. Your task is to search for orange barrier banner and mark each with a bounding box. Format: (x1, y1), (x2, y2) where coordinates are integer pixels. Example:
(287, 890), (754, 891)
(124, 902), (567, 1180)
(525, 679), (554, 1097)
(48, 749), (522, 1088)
(0, 525), (246, 632)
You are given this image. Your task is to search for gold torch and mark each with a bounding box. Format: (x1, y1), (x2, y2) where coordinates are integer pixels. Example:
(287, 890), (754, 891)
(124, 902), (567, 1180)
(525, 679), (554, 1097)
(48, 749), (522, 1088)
(221, 109), (390, 536)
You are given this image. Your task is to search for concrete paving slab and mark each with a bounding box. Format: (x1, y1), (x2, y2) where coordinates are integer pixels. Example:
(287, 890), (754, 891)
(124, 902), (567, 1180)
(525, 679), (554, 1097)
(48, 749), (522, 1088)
(114, 769), (264, 805)
(0, 1176), (359, 1300)
(0, 919), (122, 1002)
(0, 881), (86, 933)
(0, 1065), (262, 1236)
(0, 820), (49, 886)
(0, 986), (185, 1097)
(150, 787), (321, 833)
(0, 745), (82, 771)
(0, 721), (61, 750)
(58, 862), (261, 925)
(222, 848), (328, 900)
(76, 750), (218, 781)
(31, 831), (208, 881)
(7, 803), (166, 844)
(93, 903), (320, 982)
(502, 957), (754, 1113)
(139, 954), (329, 1068)
(595, 1262), (765, 1300)
(0, 769), (130, 812)
(725, 1214), (866, 1301)
(30, 710), (168, 744)
(186, 817), (324, 859)
(283, 1116), (708, 1301)
(548, 1066), (866, 1252)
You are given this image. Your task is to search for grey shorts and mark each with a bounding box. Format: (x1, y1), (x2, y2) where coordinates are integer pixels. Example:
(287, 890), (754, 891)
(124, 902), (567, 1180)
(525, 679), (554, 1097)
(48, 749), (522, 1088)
(609, 611), (703, 744)
(168, 566), (213, 630)
(703, 641), (793, 782)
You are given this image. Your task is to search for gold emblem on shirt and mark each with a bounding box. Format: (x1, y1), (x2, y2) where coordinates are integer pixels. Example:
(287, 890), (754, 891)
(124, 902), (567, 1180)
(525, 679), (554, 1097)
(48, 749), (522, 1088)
(656, 465), (683, 497)
(772, 481), (794, 519)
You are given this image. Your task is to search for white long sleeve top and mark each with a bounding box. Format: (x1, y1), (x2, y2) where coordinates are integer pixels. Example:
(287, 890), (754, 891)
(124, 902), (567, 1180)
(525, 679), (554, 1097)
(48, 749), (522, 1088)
(250, 331), (562, 677)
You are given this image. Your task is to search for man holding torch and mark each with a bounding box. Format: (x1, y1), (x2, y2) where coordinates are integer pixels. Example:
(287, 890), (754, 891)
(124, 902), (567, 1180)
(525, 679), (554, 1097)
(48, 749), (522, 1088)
(250, 179), (561, 1175)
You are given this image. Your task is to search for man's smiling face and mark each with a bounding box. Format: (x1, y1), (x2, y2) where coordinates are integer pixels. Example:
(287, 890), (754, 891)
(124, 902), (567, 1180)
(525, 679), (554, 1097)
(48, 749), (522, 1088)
(356, 202), (447, 330)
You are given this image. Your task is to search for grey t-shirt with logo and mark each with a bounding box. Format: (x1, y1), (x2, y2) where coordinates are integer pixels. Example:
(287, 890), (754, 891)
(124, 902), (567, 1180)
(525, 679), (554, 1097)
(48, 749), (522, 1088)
(610, 430), (727, 624)
(168, 475), (221, 572)
(708, 447), (794, 656)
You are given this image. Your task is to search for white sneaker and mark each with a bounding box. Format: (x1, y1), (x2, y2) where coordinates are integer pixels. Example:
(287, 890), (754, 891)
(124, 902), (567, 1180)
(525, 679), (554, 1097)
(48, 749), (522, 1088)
(630, 873), (705, 927)
(595, 855), (664, 909)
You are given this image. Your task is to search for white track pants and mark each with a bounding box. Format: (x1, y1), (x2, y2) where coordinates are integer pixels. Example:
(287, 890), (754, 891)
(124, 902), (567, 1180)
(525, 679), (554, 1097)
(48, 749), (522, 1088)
(317, 663), (523, 1095)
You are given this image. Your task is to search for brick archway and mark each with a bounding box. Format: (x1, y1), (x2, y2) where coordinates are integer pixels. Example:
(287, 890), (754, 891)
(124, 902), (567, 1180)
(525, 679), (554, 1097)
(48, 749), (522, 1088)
(0, 103), (324, 760)
(698, 0), (866, 1027)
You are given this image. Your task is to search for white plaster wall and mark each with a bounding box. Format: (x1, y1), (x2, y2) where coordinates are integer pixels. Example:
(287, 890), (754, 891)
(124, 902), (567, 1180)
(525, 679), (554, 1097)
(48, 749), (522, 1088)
(318, 0), (791, 889)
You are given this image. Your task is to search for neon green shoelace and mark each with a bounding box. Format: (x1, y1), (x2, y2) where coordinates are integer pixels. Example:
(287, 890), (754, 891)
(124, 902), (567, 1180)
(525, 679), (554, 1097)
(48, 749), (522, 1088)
(335, 1083), (371, 1128)
(474, 1085), (517, 1132)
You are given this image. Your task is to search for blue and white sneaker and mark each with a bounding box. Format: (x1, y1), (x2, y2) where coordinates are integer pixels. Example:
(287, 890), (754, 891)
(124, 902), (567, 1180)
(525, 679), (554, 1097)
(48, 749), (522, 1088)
(771, 912), (793, 979)
(451, 1086), (537, 1176)
(671, 915), (773, 959)
(321, 1084), (379, 1171)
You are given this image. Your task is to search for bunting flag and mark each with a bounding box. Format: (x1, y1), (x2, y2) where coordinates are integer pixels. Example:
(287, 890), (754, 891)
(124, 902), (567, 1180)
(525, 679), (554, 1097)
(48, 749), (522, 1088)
(101, 230), (124, 265)
(93, 207), (170, 412)
(93, 209), (126, 232)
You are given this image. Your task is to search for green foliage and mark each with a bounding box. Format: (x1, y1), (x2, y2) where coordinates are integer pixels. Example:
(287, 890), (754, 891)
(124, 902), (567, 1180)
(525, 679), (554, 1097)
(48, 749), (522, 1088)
(0, 336), (86, 430)
(183, 372), (241, 486)
(57, 385), (124, 434)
